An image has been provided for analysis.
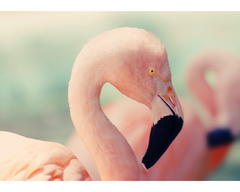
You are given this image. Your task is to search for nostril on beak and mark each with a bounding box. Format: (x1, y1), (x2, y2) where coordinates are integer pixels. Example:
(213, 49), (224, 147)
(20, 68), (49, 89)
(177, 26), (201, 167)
(158, 95), (175, 116)
(169, 97), (175, 108)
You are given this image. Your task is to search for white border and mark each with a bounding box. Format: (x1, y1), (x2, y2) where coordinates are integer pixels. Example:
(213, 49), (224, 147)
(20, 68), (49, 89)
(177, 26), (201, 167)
(0, 0), (240, 11)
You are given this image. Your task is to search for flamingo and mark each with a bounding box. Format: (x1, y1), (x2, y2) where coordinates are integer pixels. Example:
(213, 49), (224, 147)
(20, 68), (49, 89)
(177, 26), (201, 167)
(186, 50), (240, 177)
(0, 27), (184, 181)
(66, 49), (240, 180)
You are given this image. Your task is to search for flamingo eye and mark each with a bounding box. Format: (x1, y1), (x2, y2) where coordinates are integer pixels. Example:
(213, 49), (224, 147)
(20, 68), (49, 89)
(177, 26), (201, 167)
(148, 68), (156, 76)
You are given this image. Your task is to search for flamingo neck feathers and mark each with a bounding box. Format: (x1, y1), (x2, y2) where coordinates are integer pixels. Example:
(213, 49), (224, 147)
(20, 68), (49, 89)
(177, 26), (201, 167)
(68, 55), (147, 180)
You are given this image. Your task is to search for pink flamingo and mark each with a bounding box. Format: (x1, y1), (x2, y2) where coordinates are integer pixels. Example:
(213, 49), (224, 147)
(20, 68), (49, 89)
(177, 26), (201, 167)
(0, 27), (184, 181)
(66, 49), (240, 180)
(186, 50), (240, 177)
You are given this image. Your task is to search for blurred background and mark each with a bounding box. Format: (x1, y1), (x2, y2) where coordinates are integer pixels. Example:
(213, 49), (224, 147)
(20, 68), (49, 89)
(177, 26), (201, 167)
(0, 12), (240, 180)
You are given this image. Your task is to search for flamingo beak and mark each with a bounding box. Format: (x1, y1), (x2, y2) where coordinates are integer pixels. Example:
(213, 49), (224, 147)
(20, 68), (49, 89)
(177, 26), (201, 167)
(207, 128), (235, 148)
(142, 86), (184, 169)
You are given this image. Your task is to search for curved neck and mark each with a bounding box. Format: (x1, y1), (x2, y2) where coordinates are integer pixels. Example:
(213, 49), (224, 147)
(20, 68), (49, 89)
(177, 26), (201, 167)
(68, 57), (145, 180)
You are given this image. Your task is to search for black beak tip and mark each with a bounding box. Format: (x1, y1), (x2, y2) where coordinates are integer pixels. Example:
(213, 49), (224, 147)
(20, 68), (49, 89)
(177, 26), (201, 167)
(142, 115), (183, 169)
(207, 128), (235, 148)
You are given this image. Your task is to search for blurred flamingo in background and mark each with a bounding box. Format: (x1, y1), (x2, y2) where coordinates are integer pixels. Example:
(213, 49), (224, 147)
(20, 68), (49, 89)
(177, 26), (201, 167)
(66, 49), (240, 180)
(186, 50), (240, 177)
(67, 96), (205, 180)
(0, 27), (184, 180)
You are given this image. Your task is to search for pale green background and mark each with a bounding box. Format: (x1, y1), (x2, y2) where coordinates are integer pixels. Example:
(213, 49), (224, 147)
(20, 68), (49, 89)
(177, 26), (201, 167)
(0, 12), (240, 180)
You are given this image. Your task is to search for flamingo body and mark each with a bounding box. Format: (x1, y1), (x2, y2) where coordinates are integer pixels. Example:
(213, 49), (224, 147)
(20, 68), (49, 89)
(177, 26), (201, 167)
(0, 131), (91, 181)
(66, 97), (207, 180)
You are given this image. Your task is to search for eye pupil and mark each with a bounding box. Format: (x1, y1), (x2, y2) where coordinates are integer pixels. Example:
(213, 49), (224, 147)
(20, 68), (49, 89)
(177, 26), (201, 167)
(148, 68), (155, 75)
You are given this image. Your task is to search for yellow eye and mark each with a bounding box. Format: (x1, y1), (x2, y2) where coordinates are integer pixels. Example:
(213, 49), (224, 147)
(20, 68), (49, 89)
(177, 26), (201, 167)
(148, 68), (156, 76)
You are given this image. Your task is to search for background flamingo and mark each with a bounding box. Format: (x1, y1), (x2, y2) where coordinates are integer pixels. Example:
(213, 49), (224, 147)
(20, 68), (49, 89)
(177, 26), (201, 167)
(66, 96), (206, 180)
(0, 27), (183, 181)
(186, 50), (240, 177)
(66, 49), (240, 180)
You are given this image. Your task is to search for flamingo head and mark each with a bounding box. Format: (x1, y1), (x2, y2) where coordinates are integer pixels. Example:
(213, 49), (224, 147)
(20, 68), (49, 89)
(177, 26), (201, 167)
(101, 28), (184, 169)
(76, 27), (184, 170)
